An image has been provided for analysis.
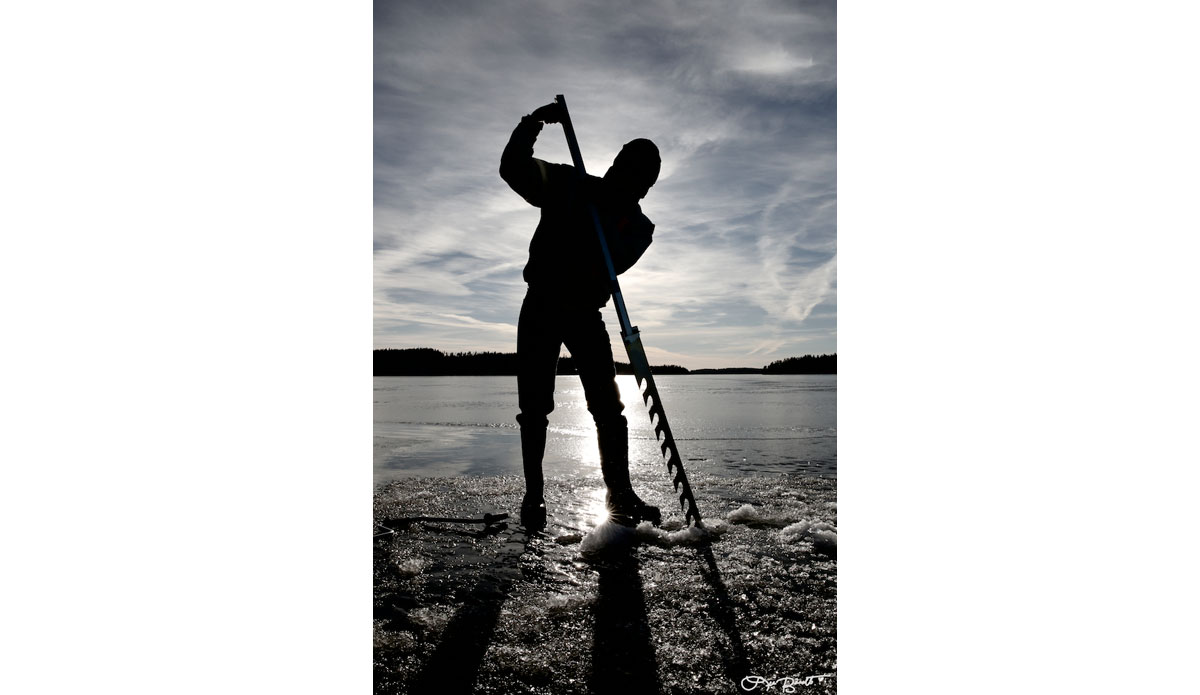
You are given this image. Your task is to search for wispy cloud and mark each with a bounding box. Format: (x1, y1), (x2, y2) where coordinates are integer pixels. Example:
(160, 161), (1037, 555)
(375, 0), (835, 369)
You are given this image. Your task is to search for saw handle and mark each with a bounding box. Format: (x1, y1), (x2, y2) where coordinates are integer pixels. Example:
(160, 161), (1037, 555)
(554, 94), (636, 338)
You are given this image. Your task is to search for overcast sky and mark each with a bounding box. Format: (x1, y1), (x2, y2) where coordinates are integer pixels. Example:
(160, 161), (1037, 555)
(374, 0), (835, 370)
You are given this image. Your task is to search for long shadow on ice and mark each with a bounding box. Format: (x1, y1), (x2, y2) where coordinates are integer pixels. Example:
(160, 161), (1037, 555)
(695, 543), (751, 687)
(408, 527), (532, 693)
(589, 548), (660, 695)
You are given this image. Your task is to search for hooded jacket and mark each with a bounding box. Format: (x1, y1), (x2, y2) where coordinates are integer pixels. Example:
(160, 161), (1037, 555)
(500, 116), (655, 308)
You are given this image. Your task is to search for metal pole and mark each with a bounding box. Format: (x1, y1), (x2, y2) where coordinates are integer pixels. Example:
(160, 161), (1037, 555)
(554, 94), (635, 339)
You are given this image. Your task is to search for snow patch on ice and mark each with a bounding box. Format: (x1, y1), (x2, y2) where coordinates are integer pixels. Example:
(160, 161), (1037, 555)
(580, 518), (724, 555)
(395, 558), (425, 576)
(409, 606), (449, 630)
(635, 521), (722, 546)
(781, 519), (838, 554)
(726, 504), (793, 527)
(544, 592), (591, 614)
(728, 504), (762, 522)
(580, 520), (638, 555)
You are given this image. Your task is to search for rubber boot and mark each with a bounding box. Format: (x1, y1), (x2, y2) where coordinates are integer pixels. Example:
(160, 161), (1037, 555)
(597, 421), (661, 526)
(519, 423), (547, 530)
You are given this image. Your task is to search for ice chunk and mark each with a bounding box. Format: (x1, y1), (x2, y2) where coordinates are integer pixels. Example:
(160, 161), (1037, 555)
(580, 518), (722, 554)
(728, 504), (761, 522)
(635, 520), (725, 546)
(664, 525), (709, 545)
(579, 519), (637, 555)
(781, 519), (838, 555)
(727, 504), (792, 528)
(810, 529), (837, 556)
(780, 520), (812, 542)
(544, 593), (590, 614)
(396, 558), (425, 575)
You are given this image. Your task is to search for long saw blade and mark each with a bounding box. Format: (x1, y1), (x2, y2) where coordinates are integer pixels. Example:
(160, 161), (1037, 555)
(623, 329), (703, 527)
(555, 93), (704, 527)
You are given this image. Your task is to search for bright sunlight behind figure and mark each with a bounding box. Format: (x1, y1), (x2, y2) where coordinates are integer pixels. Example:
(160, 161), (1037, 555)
(374, 1), (836, 369)
(375, 1), (836, 692)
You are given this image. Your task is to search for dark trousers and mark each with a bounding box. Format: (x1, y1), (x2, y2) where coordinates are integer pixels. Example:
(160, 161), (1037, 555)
(515, 288), (627, 433)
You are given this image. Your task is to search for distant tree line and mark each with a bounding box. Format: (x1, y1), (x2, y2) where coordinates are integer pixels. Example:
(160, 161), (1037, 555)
(562, 357), (690, 376)
(763, 354), (837, 374)
(372, 348), (689, 376)
(375, 348), (836, 376)
(373, 348), (515, 376)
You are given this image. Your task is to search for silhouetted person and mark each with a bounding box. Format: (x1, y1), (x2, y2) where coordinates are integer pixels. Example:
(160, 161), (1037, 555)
(500, 101), (662, 529)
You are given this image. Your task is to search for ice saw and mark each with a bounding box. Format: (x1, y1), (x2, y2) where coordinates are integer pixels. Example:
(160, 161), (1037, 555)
(554, 93), (703, 527)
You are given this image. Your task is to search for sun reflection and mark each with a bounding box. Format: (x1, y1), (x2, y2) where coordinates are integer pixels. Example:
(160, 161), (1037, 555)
(550, 374), (659, 505)
(617, 375), (647, 416)
(565, 431), (600, 468)
(586, 487), (611, 526)
(553, 375), (647, 471)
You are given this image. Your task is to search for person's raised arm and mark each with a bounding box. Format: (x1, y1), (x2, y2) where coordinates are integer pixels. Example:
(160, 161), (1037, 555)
(499, 103), (564, 208)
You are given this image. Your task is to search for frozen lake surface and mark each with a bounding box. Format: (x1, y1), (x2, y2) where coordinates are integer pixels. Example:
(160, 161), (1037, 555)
(375, 475), (836, 694)
(374, 375), (836, 483)
(374, 375), (836, 693)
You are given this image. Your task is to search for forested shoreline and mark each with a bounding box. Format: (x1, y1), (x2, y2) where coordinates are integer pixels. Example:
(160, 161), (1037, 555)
(374, 348), (835, 376)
